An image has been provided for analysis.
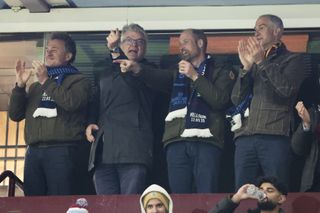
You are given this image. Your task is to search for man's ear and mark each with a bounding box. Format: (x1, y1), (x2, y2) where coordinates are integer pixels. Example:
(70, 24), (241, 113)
(65, 52), (73, 62)
(273, 27), (281, 37)
(278, 195), (286, 204)
(197, 39), (204, 49)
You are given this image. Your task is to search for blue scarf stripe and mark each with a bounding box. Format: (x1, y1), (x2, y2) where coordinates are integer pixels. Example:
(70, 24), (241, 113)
(47, 65), (80, 85)
(47, 65), (79, 76)
(226, 94), (253, 117)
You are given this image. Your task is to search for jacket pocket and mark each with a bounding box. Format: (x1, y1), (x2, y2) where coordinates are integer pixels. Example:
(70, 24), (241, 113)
(162, 118), (185, 142)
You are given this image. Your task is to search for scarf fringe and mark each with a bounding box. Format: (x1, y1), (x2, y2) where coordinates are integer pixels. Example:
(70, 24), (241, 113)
(228, 108), (250, 132)
(244, 108), (249, 117)
(181, 128), (213, 138)
(229, 113), (242, 132)
(165, 107), (187, 122)
(33, 107), (57, 118)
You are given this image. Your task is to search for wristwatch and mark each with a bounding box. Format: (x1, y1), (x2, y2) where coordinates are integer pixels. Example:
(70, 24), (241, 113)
(109, 46), (120, 53)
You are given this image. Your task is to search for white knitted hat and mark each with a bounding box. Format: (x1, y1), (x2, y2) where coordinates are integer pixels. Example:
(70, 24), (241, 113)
(66, 198), (89, 213)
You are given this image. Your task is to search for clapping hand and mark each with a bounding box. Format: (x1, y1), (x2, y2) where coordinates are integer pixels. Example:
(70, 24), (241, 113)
(15, 59), (32, 88)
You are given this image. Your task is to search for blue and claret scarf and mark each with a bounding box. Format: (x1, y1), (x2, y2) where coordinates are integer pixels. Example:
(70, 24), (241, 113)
(165, 55), (213, 138)
(226, 94), (253, 132)
(32, 65), (79, 118)
(225, 42), (283, 131)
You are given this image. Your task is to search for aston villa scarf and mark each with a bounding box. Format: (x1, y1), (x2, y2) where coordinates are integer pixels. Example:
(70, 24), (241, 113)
(166, 55), (213, 138)
(33, 65), (79, 118)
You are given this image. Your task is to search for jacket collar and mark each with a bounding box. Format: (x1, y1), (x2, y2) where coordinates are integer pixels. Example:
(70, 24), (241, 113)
(265, 42), (287, 60)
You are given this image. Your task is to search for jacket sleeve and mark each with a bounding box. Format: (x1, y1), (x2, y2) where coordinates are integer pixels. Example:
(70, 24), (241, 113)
(194, 63), (237, 110)
(138, 63), (174, 95)
(87, 64), (101, 125)
(231, 68), (253, 105)
(8, 84), (29, 122)
(41, 75), (91, 112)
(208, 196), (239, 213)
(258, 53), (305, 99)
(291, 108), (317, 156)
(110, 48), (151, 90)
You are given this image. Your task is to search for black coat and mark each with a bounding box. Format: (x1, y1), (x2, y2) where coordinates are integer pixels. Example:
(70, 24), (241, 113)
(88, 58), (156, 171)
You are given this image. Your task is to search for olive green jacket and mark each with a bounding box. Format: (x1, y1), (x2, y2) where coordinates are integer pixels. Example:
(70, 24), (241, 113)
(139, 56), (236, 148)
(9, 74), (91, 145)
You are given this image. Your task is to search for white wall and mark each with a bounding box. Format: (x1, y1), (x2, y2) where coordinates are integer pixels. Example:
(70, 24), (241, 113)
(0, 4), (320, 32)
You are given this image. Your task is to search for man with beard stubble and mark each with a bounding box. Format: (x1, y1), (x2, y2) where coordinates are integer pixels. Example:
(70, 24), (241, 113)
(210, 176), (287, 213)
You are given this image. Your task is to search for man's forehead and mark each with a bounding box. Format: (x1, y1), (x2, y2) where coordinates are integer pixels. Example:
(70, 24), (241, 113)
(179, 31), (194, 40)
(260, 182), (277, 190)
(255, 17), (271, 27)
(47, 39), (65, 49)
(123, 31), (144, 39)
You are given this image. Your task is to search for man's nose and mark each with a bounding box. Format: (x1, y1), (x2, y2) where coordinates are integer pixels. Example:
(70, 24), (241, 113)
(46, 49), (52, 55)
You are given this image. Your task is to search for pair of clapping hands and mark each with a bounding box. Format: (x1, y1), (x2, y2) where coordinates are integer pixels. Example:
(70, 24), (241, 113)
(15, 60), (48, 87)
(237, 37), (265, 71)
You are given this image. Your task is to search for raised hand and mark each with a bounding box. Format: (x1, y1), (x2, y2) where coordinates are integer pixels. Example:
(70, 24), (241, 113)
(15, 59), (32, 88)
(231, 184), (254, 203)
(106, 28), (120, 50)
(238, 40), (254, 71)
(178, 60), (198, 81)
(32, 60), (48, 85)
(246, 37), (265, 65)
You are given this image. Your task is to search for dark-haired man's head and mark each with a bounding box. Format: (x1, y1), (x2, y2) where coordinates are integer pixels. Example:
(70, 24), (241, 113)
(45, 33), (76, 67)
(179, 29), (207, 64)
(256, 176), (287, 211)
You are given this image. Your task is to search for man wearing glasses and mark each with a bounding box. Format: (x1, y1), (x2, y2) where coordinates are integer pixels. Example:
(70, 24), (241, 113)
(114, 29), (236, 193)
(86, 23), (156, 195)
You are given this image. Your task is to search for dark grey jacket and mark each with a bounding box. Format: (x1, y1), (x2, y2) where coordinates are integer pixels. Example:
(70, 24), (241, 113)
(88, 58), (155, 171)
(231, 44), (305, 138)
(291, 107), (319, 192)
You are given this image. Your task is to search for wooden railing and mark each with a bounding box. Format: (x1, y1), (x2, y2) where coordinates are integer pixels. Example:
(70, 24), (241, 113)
(0, 170), (23, 197)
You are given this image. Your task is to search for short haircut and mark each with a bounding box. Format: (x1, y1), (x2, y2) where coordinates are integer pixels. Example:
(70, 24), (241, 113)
(259, 14), (284, 30)
(49, 32), (76, 63)
(183, 29), (208, 52)
(121, 23), (148, 42)
(256, 176), (288, 196)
